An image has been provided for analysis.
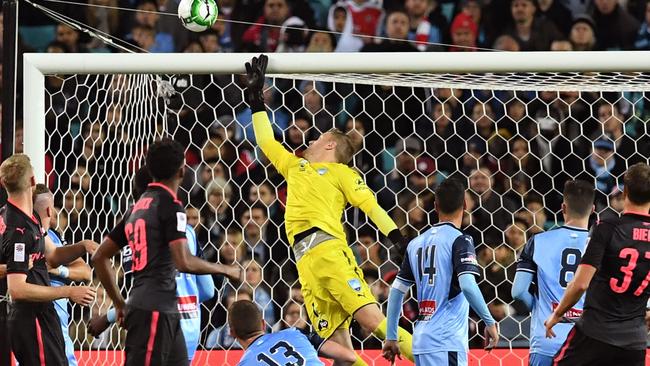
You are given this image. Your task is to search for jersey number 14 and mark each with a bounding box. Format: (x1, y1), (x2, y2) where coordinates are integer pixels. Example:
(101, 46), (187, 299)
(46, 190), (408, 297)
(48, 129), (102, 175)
(417, 245), (437, 286)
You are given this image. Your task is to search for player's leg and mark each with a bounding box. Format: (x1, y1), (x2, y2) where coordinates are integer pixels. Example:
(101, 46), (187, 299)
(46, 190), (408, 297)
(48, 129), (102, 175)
(328, 328), (368, 366)
(552, 327), (603, 366)
(38, 307), (68, 366)
(8, 309), (41, 366)
(354, 304), (413, 362)
(125, 308), (172, 366)
(60, 322), (78, 366)
(161, 312), (189, 366)
(528, 353), (553, 366)
(0, 301), (10, 366)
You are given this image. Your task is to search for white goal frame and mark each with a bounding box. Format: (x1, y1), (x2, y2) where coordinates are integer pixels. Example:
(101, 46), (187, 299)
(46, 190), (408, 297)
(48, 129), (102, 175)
(23, 50), (650, 182)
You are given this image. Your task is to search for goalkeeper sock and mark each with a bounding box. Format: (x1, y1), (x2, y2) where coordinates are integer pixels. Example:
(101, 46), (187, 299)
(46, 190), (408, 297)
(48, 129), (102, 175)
(351, 354), (368, 366)
(373, 318), (414, 362)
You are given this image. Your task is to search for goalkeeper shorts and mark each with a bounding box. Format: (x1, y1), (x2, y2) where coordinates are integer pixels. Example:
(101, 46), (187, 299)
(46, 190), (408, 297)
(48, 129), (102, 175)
(296, 238), (377, 339)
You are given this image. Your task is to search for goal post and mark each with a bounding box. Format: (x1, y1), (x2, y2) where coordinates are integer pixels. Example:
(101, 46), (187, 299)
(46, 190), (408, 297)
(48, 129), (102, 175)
(23, 51), (650, 180)
(22, 51), (650, 365)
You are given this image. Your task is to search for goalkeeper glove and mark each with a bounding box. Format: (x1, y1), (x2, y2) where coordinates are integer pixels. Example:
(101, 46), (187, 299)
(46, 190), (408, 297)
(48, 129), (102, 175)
(388, 229), (409, 255)
(244, 54), (268, 113)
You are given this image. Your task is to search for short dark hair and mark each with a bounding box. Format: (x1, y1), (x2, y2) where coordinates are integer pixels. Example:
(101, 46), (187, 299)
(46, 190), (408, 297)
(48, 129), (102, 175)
(32, 183), (51, 202)
(624, 163), (650, 205)
(435, 178), (465, 214)
(228, 300), (264, 340)
(146, 138), (185, 181)
(133, 165), (153, 200)
(563, 180), (594, 217)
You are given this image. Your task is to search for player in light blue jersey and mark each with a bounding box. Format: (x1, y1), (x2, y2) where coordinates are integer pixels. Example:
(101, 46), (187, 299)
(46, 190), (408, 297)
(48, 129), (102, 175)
(512, 180), (594, 366)
(88, 166), (216, 362)
(383, 179), (499, 366)
(32, 186), (96, 366)
(229, 300), (357, 366)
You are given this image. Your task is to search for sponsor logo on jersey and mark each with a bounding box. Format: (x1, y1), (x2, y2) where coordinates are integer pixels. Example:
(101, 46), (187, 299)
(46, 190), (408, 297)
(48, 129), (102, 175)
(318, 319), (329, 331)
(299, 159), (308, 171)
(177, 295), (199, 318)
(348, 278), (362, 292)
(317, 168), (328, 175)
(14, 243), (25, 262)
(461, 254), (478, 265)
(552, 302), (582, 320)
(417, 300), (437, 321)
(177, 212), (187, 232)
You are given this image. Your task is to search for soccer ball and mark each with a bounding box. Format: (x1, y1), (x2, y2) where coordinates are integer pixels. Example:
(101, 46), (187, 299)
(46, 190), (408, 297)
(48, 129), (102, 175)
(178, 0), (218, 32)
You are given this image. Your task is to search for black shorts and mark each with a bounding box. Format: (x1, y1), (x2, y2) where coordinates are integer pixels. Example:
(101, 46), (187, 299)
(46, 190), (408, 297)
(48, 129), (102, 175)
(8, 304), (66, 366)
(124, 307), (188, 366)
(0, 301), (11, 366)
(553, 325), (645, 366)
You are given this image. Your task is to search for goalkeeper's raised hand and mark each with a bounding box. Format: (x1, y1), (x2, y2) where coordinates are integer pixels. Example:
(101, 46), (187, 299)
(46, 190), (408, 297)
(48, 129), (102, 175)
(388, 229), (409, 255)
(245, 54), (268, 112)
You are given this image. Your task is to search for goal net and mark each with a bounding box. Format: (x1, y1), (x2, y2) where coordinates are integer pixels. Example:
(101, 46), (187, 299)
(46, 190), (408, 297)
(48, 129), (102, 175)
(25, 52), (650, 366)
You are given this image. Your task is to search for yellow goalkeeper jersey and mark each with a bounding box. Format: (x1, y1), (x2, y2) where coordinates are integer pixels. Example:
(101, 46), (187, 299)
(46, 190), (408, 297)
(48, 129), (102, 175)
(252, 111), (397, 245)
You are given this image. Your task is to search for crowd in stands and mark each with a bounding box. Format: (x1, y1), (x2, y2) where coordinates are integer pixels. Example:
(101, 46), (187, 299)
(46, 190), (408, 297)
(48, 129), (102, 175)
(2, 0), (650, 351)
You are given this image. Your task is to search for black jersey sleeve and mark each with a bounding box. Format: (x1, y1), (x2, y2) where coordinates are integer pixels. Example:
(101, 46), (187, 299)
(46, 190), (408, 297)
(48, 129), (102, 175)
(298, 327), (326, 352)
(4, 227), (35, 275)
(516, 236), (537, 274)
(452, 235), (481, 277)
(108, 209), (131, 248)
(580, 220), (614, 270)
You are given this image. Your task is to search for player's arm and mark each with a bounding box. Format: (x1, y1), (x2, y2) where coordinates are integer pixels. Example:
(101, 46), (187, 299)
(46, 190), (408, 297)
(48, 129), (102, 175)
(340, 168), (408, 250)
(0, 264), (6, 279)
(246, 55), (296, 176)
(545, 222), (609, 338)
(382, 250), (415, 363)
(49, 257), (92, 283)
(5, 229), (95, 304)
(45, 235), (98, 268)
(197, 273), (215, 302)
(512, 237), (537, 310)
(92, 237), (126, 320)
(301, 330), (357, 366)
(453, 235), (498, 349)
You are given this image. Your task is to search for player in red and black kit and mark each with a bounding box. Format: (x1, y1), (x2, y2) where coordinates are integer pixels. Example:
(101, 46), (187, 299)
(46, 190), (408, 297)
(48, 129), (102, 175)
(92, 138), (242, 366)
(0, 154), (96, 366)
(545, 162), (650, 366)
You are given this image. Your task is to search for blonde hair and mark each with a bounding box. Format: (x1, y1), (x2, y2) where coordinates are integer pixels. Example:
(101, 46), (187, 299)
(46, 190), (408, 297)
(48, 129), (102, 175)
(328, 128), (356, 164)
(0, 154), (33, 194)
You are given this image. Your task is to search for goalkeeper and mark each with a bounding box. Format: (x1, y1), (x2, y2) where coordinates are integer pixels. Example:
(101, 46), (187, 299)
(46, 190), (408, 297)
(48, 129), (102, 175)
(246, 55), (413, 365)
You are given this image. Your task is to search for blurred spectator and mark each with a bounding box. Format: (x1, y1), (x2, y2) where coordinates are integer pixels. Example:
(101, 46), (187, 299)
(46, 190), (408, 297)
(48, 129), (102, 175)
(480, 244), (517, 319)
(242, 0), (293, 52)
(599, 185), (624, 219)
(449, 12), (478, 51)
(130, 24), (157, 51)
(305, 29), (336, 52)
(591, 102), (644, 162)
(205, 287), (253, 349)
(243, 259), (275, 326)
(182, 40), (204, 52)
(276, 16), (309, 52)
(405, 0), (444, 51)
(361, 10), (419, 52)
(502, 0), (563, 50)
(345, 117), (383, 187)
(212, 14), (233, 52)
(132, 0), (174, 52)
(468, 167), (517, 245)
(298, 81), (334, 132)
(204, 177), (234, 240)
(550, 39), (573, 50)
(419, 102), (464, 175)
(583, 137), (626, 201)
(537, 0), (572, 34)
(237, 80), (290, 144)
(634, 0), (650, 49)
(461, 0), (485, 45)
(327, 3), (364, 51)
(352, 225), (396, 276)
(190, 160), (229, 206)
(524, 192), (548, 232)
(285, 114), (312, 156)
(505, 99), (535, 138)
(56, 24), (87, 53)
(492, 34), (521, 51)
(240, 203), (270, 263)
(504, 219), (527, 252)
(569, 15), (597, 50)
(86, 0), (119, 51)
(346, 0), (384, 41)
(273, 301), (309, 331)
(592, 0), (639, 50)
(199, 30), (221, 52)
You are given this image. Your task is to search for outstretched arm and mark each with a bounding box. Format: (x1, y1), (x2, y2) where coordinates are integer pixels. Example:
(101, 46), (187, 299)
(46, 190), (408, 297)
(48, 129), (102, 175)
(246, 55), (297, 177)
(92, 237), (126, 323)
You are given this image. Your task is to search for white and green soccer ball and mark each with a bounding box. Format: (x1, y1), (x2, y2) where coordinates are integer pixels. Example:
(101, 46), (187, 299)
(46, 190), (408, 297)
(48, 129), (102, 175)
(178, 0), (218, 32)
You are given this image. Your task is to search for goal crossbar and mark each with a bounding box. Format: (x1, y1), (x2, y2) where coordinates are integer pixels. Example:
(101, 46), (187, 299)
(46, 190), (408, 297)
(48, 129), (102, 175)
(23, 51), (650, 182)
